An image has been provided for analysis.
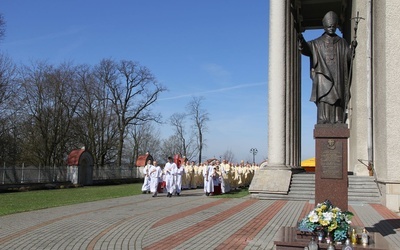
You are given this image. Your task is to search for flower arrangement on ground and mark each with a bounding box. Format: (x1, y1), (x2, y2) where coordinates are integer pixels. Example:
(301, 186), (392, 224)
(298, 200), (354, 242)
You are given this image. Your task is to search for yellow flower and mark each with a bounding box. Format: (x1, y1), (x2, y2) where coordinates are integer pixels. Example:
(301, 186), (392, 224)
(328, 221), (338, 232)
(332, 207), (339, 214)
(319, 219), (330, 226)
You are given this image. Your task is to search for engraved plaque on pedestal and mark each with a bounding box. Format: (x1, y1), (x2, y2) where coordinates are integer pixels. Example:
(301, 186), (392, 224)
(321, 139), (343, 179)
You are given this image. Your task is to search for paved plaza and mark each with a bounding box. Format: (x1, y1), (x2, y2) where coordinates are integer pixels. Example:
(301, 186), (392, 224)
(0, 189), (399, 249)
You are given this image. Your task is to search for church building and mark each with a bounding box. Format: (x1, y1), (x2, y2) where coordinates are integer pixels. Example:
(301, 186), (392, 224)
(253, 0), (400, 212)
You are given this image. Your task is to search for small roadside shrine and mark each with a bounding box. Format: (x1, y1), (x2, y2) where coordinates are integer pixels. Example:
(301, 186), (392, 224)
(135, 152), (153, 178)
(67, 148), (94, 185)
(135, 152), (153, 167)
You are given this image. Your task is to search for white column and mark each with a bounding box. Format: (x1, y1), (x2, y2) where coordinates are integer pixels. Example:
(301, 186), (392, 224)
(268, 0), (287, 168)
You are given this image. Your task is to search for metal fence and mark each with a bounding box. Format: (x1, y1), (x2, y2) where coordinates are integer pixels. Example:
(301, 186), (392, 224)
(1, 164), (145, 184)
(92, 165), (144, 180)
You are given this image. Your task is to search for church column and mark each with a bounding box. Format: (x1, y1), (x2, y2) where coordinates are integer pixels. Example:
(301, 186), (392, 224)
(249, 0), (297, 194)
(287, 1), (302, 169)
(267, 0), (288, 169)
(286, 1), (297, 168)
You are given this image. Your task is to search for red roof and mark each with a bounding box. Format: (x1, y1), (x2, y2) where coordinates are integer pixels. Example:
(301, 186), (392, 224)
(135, 153), (153, 167)
(67, 149), (85, 166)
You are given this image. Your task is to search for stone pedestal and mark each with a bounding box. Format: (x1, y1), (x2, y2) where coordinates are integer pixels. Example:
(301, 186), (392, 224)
(249, 168), (292, 194)
(314, 124), (349, 211)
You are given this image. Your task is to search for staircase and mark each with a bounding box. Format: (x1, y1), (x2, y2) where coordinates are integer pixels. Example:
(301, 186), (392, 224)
(348, 175), (381, 203)
(251, 173), (381, 204)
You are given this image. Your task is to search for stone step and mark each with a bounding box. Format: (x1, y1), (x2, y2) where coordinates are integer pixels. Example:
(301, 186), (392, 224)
(254, 193), (380, 203)
(252, 173), (381, 204)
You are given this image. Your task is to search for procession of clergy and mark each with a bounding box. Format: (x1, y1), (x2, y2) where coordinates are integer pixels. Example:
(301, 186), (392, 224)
(141, 156), (260, 197)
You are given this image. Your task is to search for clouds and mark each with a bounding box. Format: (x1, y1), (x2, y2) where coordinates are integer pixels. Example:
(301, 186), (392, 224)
(3, 25), (90, 65)
(159, 81), (265, 101)
(155, 79), (267, 162)
(202, 63), (232, 84)
(4, 25), (88, 47)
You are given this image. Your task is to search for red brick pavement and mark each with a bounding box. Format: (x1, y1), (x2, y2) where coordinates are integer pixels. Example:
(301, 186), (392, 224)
(215, 200), (287, 250)
(349, 205), (365, 227)
(143, 199), (258, 250)
(370, 203), (400, 232)
(151, 199), (228, 228)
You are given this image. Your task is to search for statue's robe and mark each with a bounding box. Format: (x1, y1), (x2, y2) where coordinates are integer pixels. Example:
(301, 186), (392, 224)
(303, 33), (351, 124)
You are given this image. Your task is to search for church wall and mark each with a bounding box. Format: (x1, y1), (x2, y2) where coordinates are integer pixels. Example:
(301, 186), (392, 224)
(372, 0), (400, 212)
(348, 0), (370, 176)
(382, 1), (400, 181)
(373, 0), (388, 182)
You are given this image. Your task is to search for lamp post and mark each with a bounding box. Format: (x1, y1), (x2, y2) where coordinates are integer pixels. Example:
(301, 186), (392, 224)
(250, 148), (258, 164)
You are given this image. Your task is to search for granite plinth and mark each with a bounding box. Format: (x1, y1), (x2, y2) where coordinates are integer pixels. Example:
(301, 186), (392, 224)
(249, 169), (291, 194)
(274, 227), (389, 250)
(314, 124), (349, 211)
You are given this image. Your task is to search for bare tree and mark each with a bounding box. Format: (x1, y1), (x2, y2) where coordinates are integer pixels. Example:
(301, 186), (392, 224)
(72, 64), (119, 168)
(169, 112), (196, 160)
(128, 123), (161, 165)
(0, 13), (5, 41)
(160, 134), (182, 161)
(0, 53), (20, 165)
(19, 62), (81, 166)
(0, 54), (17, 106)
(104, 59), (166, 167)
(187, 96), (209, 164)
(170, 113), (186, 153)
(221, 149), (236, 163)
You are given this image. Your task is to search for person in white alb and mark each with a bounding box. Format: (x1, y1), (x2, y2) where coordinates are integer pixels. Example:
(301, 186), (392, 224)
(174, 160), (185, 196)
(164, 156), (177, 197)
(219, 160), (231, 193)
(141, 159), (152, 193)
(203, 161), (214, 196)
(149, 160), (162, 197)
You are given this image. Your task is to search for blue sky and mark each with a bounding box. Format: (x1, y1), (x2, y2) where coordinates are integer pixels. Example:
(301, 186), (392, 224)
(0, 0), (319, 163)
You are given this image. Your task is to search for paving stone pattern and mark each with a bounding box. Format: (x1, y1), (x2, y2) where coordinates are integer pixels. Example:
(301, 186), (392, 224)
(0, 189), (399, 249)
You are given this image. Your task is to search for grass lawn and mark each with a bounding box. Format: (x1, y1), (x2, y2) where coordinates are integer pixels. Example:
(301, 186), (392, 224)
(0, 183), (142, 216)
(217, 188), (249, 198)
(0, 184), (249, 216)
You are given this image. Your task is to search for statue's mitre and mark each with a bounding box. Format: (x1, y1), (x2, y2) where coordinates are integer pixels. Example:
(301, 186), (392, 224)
(322, 11), (338, 25)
